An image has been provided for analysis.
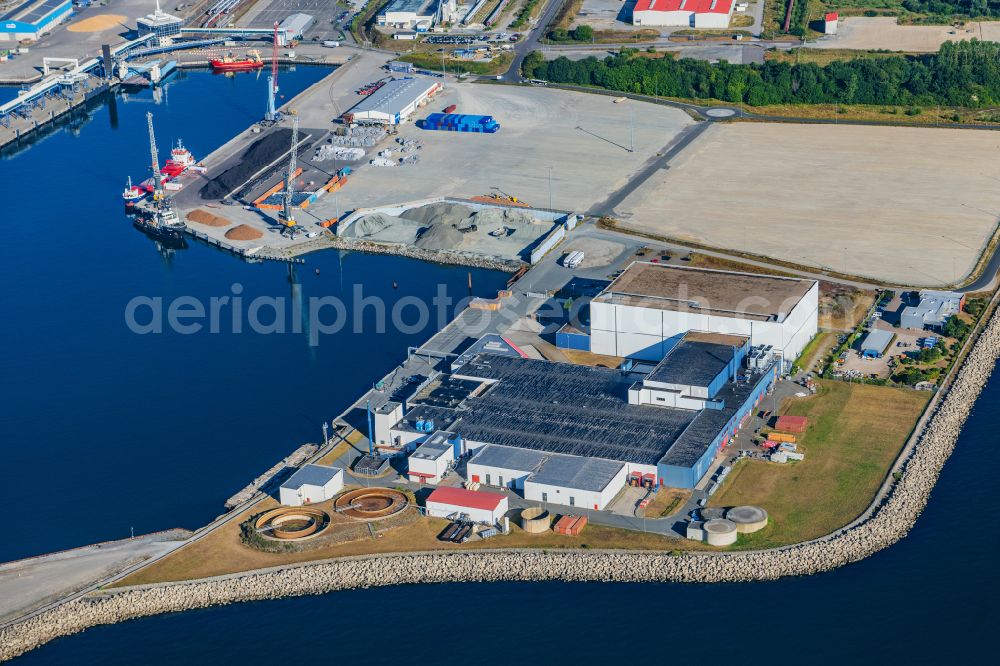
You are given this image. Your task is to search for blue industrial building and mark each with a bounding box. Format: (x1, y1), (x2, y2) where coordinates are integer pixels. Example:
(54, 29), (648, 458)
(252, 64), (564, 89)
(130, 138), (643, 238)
(1, 0), (73, 42)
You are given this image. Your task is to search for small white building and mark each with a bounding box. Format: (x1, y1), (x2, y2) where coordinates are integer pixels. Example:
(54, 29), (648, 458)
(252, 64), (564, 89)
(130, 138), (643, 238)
(279, 13), (315, 41)
(373, 400), (404, 448)
(407, 431), (456, 484)
(632, 0), (735, 29)
(425, 486), (508, 524)
(824, 12), (838, 35)
(279, 464), (344, 506)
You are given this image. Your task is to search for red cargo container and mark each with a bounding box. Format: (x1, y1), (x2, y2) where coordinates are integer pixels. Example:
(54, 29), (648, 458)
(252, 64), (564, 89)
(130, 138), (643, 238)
(775, 415), (808, 433)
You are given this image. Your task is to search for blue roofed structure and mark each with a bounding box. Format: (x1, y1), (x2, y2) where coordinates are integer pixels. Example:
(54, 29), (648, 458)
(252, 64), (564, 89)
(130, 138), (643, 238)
(0, 0), (73, 42)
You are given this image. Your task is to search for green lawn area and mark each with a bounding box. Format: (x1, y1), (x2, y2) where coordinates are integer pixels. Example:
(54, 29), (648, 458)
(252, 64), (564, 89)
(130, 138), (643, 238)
(711, 380), (929, 548)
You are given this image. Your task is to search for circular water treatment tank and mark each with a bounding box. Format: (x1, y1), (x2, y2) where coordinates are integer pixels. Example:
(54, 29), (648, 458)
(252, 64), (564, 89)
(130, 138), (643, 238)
(727, 505), (769, 533)
(700, 507), (725, 521)
(703, 519), (738, 547)
(520, 507), (550, 534)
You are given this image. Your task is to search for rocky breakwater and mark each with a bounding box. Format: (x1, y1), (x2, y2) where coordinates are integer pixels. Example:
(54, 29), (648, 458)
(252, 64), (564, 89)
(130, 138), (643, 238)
(3, 302), (1000, 662)
(319, 235), (523, 273)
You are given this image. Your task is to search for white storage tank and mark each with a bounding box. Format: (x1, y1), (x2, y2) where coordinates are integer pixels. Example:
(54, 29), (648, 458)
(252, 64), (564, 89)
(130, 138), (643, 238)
(727, 505), (768, 533)
(703, 518), (738, 546)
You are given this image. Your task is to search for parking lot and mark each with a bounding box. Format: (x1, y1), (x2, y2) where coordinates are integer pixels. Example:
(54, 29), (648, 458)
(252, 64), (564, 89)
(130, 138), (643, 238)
(239, 0), (353, 42)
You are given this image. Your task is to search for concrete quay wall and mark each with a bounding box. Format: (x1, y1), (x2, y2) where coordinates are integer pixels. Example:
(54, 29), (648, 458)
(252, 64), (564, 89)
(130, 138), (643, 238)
(3, 291), (1000, 662)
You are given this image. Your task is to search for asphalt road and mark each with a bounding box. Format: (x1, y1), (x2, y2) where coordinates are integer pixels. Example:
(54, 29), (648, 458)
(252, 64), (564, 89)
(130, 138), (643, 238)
(503, 0), (566, 81)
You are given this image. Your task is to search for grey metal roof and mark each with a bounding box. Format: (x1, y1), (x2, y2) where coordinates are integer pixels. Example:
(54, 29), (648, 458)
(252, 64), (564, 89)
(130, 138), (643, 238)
(647, 338), (735, 387)
(528, 455), (624, 493)
(452, 334), (525, 371)
(347, 78), (435, 118)
(380, 0), (435, 14)
(861, 329), (894, 353)
(281, 464), (342, 490)
(469, 444), (547, 472)
(412, 438), (452, 460)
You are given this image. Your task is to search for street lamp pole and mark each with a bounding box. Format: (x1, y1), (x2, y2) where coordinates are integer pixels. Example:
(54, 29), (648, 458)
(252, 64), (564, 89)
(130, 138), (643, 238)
(547, 165), (553, 209)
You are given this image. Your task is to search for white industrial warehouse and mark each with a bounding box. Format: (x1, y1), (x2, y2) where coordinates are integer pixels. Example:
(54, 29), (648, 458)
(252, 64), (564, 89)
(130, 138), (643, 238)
(467, 445), (627, 511)
(631, 0), (735, 28)
(376, 0), (451, 30)
(425, 486), (508, 524)
(589, 263), (818, 365)
(278, 464), (344, 506)
(342, 77), (442, 125)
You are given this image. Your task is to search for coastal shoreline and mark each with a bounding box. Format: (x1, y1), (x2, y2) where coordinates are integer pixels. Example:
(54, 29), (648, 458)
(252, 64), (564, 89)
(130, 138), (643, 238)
(3, 284), (998, 663)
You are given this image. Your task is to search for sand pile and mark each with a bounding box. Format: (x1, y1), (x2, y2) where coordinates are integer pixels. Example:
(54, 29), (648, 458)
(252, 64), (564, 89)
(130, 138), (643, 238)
(186, 210), (230, 227)
(414, 222), (464, 250)
(67, 15), (126, 33)
(400, 202), (473, 227)
(225, 225), (263, 241)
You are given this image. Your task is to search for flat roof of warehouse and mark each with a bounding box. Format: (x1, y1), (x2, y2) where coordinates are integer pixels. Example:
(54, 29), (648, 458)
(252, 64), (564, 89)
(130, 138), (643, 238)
(451, 354), (776, 469)
(470, 445), (624, 493)
(2, 0), (67, 22)
(647, 336), (740, 387)
(347, 78), (437, 118)
(469, 444), (547, 472)
(528, 455), (624, 493)
(594, 263), (815, 322)
(412, 438), (452, 460)
(381, 0), (436, 13)
(637, 0), (734, 14)
(453, 355), (695, 465)
(280, 464), (342, 490)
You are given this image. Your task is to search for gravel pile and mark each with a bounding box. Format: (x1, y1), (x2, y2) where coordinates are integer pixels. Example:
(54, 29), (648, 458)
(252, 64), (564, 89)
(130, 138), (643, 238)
(415, 222), (464, 250)
(330, 127), (386, 148)
(3, 296), (997, 661)
(400, 202), (472, 227)
(186, 210), (230, 227)
(200, 129), (294, 201)
(225, 224), (263, 241)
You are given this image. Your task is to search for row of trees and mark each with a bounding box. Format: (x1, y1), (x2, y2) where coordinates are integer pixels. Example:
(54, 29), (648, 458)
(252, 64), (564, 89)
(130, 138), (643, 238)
(522, 40), (1000, 107)
(902, 0), (1000, 18)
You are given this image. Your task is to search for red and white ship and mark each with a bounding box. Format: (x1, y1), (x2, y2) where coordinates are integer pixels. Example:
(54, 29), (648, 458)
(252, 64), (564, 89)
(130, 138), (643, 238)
(137, 140), (200, 193)
(210, 50), (264, 72)
(123, 176), (145, 206)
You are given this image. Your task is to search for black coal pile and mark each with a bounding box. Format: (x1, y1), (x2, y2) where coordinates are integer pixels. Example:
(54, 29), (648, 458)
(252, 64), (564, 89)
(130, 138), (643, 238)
(200, 129), (299, 201)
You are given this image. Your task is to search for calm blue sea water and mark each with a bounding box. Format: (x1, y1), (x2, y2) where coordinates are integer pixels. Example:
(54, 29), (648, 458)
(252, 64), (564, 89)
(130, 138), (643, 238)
(0, 67), (509, 563)
(3, 66), (999, 666)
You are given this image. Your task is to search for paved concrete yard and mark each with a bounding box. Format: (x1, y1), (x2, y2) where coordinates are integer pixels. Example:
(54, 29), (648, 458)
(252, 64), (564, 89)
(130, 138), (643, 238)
(308, 83), (694, 219)
(808, 17), (1000, 52)
(615, 122), (1000, 286)
(0, 531), (188, 623)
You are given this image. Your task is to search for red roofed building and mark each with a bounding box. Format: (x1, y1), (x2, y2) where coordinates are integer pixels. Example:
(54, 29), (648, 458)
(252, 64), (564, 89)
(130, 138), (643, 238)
(632, 0), (735, 29)
(824, 12), (839, 34)
(425, 486), (509, 524)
